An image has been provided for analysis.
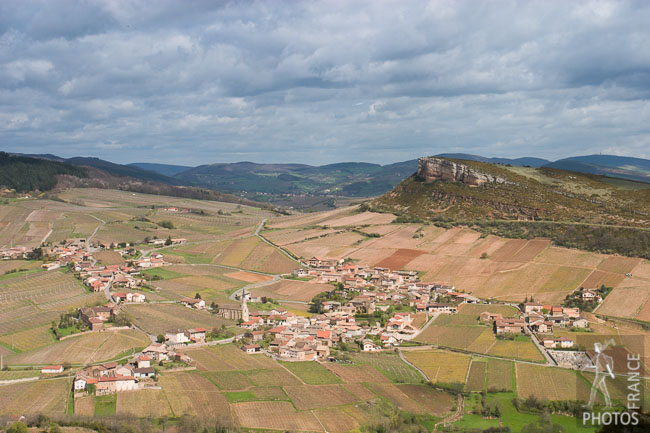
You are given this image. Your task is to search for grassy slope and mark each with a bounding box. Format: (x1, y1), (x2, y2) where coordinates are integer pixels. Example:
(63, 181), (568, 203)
(371, 159), (650, 258)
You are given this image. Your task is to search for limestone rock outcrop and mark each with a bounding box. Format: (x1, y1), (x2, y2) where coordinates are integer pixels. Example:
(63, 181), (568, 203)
(417, 157), (507, 186)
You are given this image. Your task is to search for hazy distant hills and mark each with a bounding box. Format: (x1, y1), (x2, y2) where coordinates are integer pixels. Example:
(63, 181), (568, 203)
(6, 151), (650, 201)
(129, 162), (193, 177)
(435, 153), (550, 167)
(545, 154), (650, 183)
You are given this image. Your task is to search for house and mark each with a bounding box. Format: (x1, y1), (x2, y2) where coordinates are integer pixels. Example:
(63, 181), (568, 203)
(181, 297), (206, 309)
(133, 367), (155, 379)
(543, 337), (575, 349)
(362, 339), (380, 352)
(186, 328), (207, 343)
(528, 318), (553, 333)
(166, 329), (190, 344)
(95, 376), (138, 394)
(113, 292), (146, 303)
(523, 302), (544, 314)
(74, 375), (96, 391)
(142, 343), (171, 361)
(380, 334), (399, 346)
(41, 365), (64, 374)
(279, 345), (316, 361)
(495, 318), (526, 334)
(80, 306), (114, 323)
(562, 307), (580, 319)
(136, 355), (151, 368)
(251, 330), (266, 342)
(581, 290), (602, 303)
(242, 344), (261, 354)
(572, 318), (589, 328)
(427, 303), (458, 314)
(479, 311), (503, 322)
(548, 315), (568, 327)
(42, 262), (61, 271)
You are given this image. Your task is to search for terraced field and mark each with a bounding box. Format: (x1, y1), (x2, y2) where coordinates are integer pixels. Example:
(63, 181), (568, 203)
(402, 349), (471, 385)
(516, 363), (591, 401)
(0, 269), (104, 337)
(123, 303), (233, 335)
(6, 329), (150, 365)
(0, 377), (71, 417)
(276, 213), (645, 308)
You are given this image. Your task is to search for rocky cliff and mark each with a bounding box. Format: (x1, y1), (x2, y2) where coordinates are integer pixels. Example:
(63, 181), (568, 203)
(417, 157), (507, 186)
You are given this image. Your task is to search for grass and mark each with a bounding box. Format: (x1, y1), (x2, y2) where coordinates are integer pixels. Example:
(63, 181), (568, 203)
(279, 361), (343, 385)
(224, 390), (257, 403)
(454, 392), (597, 433)
(351, 352), (423, 384)
(141, 267), (189, 279)
(94, 394), (117, 416)
(0, 267), (44, 281)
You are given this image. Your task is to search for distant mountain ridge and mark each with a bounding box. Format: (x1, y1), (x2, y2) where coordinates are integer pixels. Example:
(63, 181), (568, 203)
(435, 153), (550, 167)
(7, 151), (650, 202)
(545, 154), (650, 183)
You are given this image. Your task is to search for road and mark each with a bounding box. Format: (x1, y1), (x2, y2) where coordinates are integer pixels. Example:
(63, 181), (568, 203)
(527, 325), (557, 365)
(87, 214), (106, 244)
(254, 219), (299, 263)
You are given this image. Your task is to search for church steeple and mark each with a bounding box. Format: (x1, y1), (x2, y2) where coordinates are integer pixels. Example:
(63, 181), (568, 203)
(241, 288), (249, 322)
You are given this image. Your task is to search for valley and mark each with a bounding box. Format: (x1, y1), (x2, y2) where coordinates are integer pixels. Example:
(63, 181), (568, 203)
(1, 184), (649, 432)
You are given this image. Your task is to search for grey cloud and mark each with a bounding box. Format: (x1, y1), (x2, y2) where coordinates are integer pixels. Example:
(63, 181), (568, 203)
(1, 0), (650, 165)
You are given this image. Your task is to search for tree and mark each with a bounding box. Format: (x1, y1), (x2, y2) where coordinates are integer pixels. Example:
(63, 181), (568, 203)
(49, 423), (62, 433)
(309, 298), (324, 314)
(157, 334), (165, 343)
(194, 292), (202, 299)
(159, 220), (175, 229)
(6, 422), (28, 433)
(87, 383), (96, 395)
(165, 236), (172, 246)
(26, 247), (43, 260)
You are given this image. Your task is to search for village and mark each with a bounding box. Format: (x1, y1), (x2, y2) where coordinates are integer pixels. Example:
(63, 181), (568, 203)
(0, 244), (611, 400)
(222, 256), (605, 368)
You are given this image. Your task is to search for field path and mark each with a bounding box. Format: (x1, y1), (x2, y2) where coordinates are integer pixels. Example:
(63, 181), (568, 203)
(397, 349), (430, 382)
(255, 219), (300, 264)
(87, 214), (106, 243)
(433, 394), (464, 432)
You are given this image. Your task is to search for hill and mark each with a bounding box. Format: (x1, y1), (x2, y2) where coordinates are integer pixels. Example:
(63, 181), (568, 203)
(128, 162), (193, 176)
(66, 157), (182, 185)
(174, 160), (418, 198)
(544, 154), (650, 183)
(435, 153), (550, 167)
(0, 152), (88, 192)
(1, 153), (270, 209)
(371, 156), (650, 258)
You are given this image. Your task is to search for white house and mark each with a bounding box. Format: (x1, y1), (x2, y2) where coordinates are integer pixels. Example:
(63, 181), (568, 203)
(362, 340), (380, 352)
(166, 329), (190, 344)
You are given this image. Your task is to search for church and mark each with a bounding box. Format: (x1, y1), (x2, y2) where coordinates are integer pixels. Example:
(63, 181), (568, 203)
(217, 289), (250, 321)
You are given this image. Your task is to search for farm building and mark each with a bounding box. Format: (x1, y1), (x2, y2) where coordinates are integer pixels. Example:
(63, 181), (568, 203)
(495, 318), (526, 334)
(242, 344), (262, 354)
(41, 365), (64, 374)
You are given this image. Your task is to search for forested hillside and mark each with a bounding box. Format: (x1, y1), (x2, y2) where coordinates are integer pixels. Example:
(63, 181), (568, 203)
(0, 152), (88, 192)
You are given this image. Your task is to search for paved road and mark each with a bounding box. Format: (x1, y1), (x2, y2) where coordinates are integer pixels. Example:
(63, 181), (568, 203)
(527, 325), (557, 366)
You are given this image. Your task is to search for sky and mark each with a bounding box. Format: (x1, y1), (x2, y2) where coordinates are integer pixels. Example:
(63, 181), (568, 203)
(1, 0), (649, 166)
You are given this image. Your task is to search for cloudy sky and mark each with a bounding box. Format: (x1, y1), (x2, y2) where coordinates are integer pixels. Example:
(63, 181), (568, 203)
(1, 0), (649, 166)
